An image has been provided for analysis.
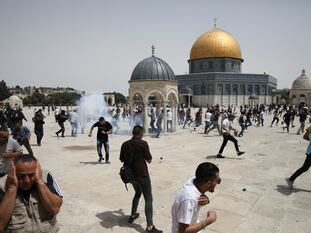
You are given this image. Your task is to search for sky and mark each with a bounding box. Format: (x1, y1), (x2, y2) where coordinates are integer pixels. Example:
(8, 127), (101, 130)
(0, 0), (311, 95)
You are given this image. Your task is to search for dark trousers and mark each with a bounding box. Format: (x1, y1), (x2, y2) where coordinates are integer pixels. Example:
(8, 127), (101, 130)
(206, 122), (221, 135)
(183, 117), (193, 128)
(290, 154), (311, 181)
(284, 121), (290, 133)
(97, 140), (109, 161)
(156, 126), (162, 137)
(238, 124), (245, 136)
(35, 128), (44, 145)
(131, 176), (153, 227)
(297, 121), (306, 134)
(218, 133), (239, 154)
(271, 117), (279, 125)
(245, 119), (252, 129)
(150, 119), (155, 132)
(204, 122), (211, 134)
(56, 122), (65, 136)
(19, 139), (33, 156)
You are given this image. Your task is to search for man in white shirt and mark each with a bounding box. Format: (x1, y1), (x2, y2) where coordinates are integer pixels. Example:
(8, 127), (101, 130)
(0, 126), (23, 177)
(217, 115), (245, 158)
(204, 109), (212, 134)
(171, 162), (220, 233)
(167, 109), (173, 132)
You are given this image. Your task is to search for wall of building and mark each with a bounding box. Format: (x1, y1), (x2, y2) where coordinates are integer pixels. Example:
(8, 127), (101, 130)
(189, 58), (242, 73)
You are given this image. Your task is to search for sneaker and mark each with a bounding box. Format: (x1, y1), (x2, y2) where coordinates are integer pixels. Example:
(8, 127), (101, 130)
(237, 151), (245, 156)
(128, 213), (139, 223)
(285, 178), (294, 188)
(146, 225), (162, 233)
(55, 132), (59, 136)
(217, 153), (225, 158)
(98, 158), (102, 163)
(106, 160), (111, 164)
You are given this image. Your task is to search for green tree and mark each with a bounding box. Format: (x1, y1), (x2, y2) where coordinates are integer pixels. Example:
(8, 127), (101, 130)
(23, 90), (46, 105)
(0, 80), (11, 101)
(104, 92), (127, 105)
(114, 92), (127, 104)
(46, 92), (81, 106)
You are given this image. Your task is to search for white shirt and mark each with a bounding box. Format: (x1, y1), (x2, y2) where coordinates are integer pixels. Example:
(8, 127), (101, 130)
(171, 178), (202, 233)
(222, 118), (230, 132)
(70, 111), (79, 123)
(167, 111), (173, 121)
(205, 112), (212, 122)
(0, 137), (23, 174)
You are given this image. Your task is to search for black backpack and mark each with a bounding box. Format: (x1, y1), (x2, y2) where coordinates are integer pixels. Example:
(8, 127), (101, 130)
(119, 144), (135, 191)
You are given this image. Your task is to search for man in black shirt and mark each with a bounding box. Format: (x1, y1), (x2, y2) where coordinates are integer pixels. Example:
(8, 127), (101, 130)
(55, 110), (68, 137)
(88, 117), (112, 163)
(120, 125), (162, 233)
(282, 110), (291, 133)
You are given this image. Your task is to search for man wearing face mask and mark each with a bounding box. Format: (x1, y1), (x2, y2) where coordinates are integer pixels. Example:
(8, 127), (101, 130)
(171, 162), (220, 233)
(0, 154), (63, 232)
(0, 126), (23, 177)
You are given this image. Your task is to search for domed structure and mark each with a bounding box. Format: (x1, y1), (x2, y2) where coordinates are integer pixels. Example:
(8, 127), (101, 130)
(187, 27), (243, 74)
(291, 69), (311, 90)
(190, 28), (243, 61)
(176, 26), (277, 107)
(130, 56), (175, 81)
(128, 48), (179, 134)
(290, 69), (311, 107)
(2, 95), (23, 108)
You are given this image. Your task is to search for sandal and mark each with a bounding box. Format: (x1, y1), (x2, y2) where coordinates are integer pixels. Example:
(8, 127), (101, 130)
(128, 213), (139, 223)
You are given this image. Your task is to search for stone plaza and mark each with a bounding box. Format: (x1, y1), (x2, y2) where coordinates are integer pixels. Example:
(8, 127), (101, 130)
(18, 108), (311, 233)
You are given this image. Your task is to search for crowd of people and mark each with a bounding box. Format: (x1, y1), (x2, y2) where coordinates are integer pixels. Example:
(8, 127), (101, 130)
(0, 102), (310, 233)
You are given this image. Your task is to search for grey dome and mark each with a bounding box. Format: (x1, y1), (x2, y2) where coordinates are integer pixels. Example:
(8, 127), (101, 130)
(292, 69), (311, 90)
(179, 87), (193, 95)
(130, 56), (175, 81)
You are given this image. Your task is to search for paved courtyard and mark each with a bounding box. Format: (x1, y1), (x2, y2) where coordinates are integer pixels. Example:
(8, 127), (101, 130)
(19, 108), (311, 233)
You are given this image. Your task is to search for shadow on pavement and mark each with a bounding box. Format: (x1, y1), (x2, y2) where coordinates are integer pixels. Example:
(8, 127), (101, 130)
(205, 155), (244, 160)
(275, 185), (311, 196)
(80, 161), (106, 165)
(96, 208), (145, 233)
(63, 145), (95, 151)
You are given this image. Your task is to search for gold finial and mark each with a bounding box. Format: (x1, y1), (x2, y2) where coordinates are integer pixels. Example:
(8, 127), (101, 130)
(213, 18), (217, 28)
(151, 45), (155, 56)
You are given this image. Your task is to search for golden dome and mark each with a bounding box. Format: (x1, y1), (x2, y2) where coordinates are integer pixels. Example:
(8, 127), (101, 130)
(190, 28), (243, 61)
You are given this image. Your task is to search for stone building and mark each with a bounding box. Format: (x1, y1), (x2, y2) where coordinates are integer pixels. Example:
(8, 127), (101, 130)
(128, 51), (178, 133)
(289, 69), (311, 107)
(176, 26), (277, 107)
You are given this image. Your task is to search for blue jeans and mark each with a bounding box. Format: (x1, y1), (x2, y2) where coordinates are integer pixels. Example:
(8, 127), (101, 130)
(131, 176), (153, 226)
(71, 122), (78, 136)
(238, 124), (245, 136)
(97, 140), (109, 161)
